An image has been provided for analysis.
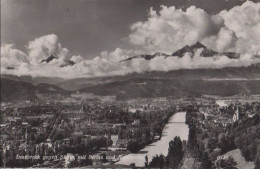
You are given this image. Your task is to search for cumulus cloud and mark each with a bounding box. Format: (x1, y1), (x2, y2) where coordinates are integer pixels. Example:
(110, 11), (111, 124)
(27, 34), (71, 65)
(147, 49), (259, 71)
(129, 1), (260, 54)
(0, 40), (142, 78)
(219, 1), (260, 54)
(216, 27), (237, 52)
(70, 55), (84, 64)
(129, 5), (224, 53)
(1, 1), (260, 78)
(1, 44), (29, 68)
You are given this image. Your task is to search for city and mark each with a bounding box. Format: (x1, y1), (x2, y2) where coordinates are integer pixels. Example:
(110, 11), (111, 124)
(1, 92), (260, 168)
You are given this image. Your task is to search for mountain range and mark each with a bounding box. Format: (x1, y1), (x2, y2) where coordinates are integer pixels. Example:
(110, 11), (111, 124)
(120, 42), (241, 62)
(1, 42), (260, 101)
(2, 75), (260, 101)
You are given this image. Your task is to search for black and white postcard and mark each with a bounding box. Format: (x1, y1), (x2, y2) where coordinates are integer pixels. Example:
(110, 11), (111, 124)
(1, 0), (260, 168)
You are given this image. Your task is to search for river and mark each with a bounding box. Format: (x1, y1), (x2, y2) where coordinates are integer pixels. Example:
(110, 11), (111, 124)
(116, 111), (189, 167)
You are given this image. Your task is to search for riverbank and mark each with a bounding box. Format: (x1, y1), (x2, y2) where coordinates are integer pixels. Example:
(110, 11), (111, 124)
(116, 112), (189, 167)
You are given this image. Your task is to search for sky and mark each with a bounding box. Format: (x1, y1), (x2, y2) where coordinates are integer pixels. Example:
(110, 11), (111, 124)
(1, 0), (260, 78)
(1, 0), (255, 58)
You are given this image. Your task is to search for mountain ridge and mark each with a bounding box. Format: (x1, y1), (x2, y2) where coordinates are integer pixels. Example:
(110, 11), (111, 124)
(40, 55), (75, 67)
(120, 42), (242, 62)
(0, 78), (71, 102)
(2, 64), (260, 91)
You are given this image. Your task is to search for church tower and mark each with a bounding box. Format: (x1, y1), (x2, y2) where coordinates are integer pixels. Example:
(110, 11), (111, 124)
(233, 106), (239, 122)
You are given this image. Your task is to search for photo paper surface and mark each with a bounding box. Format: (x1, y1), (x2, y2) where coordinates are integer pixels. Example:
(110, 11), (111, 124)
(1, 0), (260, 168)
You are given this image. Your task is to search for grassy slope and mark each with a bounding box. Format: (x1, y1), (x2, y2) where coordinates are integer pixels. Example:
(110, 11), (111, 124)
(223, 149), (255, 169)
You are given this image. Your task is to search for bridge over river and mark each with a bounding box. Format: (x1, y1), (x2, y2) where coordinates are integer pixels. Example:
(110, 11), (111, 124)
(116, 112), (189, 167)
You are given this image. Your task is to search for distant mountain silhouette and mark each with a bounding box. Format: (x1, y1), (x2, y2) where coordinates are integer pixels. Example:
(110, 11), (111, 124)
(171, 42), (217, 57)
(2, 63), (260, 101)
(41, 55), (75, 67)
(1, 74), (65, 85)
(1, 78), (37, 102)
(171, 42), (241, 58)
(120, 42), (241, 62)
(41, 55), (58, 63)
(0, 78), (70, 102)
(120, 52), (170, 62)
(79, 77), (260, 100)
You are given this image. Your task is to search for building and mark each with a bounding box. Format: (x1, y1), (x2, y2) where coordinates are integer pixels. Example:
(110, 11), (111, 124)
(62, 105), (89, 120)
(62, 111), (86, 120)
(111, 135), (118, 147)
(233, 106), (240, 122)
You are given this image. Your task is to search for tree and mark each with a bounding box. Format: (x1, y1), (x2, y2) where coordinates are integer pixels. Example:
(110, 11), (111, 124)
(101, 153), (107, 163)
(127, 140), (144, 153)
(216, 157), (237, 169)
(201, 152), (212, 169)
(241, 147), (251, 161)
(187, 125), (199, 157)
(255, 147), (260, 169)
(118, 128), (124, 139)
(166, 136), (184, 169)
(145, 155), (148, 167)
(149, 154), (165, 168)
